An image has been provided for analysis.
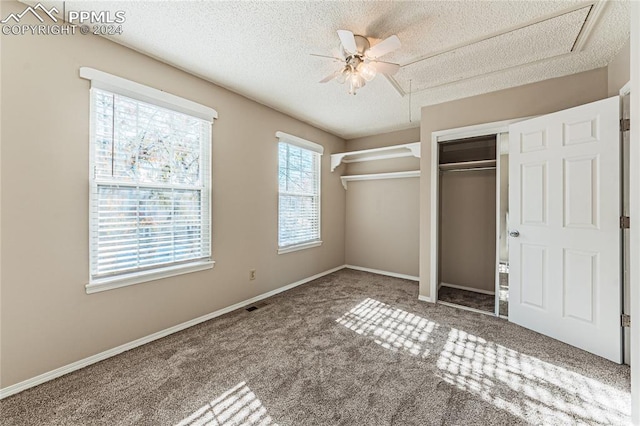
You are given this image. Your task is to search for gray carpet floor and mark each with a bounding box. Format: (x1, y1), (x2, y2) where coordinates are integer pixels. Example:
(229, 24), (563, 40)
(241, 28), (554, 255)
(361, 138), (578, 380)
(437, 287), (495, 313)
(437, 273), (509, 316)
(499, 272), (508, 317)
(0, 269), (630, 425)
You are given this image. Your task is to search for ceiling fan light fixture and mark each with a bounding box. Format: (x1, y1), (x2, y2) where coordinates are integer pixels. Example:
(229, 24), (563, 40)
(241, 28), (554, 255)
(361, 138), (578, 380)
(316, 30), (401, 95)
(348, 72), (366, 95)
(357, 61), (377, 82)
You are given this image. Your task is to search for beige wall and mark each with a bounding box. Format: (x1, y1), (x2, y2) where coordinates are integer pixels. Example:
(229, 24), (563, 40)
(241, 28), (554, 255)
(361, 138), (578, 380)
(440, 170), (496, 292)
(344, 126), (420, 191)
(608, 39), (630, 96)
(0, 1), (345, 388)
(343, 128), (420, 277)
(346, 127), (420, 151)
(345, 178), (419, 277)
(420, 67), (609, 299)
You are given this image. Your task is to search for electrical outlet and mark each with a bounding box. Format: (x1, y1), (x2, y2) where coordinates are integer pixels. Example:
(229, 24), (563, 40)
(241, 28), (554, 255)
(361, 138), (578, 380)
(249, 269), (256, 280)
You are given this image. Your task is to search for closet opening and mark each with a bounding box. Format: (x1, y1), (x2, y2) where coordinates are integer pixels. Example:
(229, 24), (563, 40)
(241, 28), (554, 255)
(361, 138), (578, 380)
(436, 134), (508, 317)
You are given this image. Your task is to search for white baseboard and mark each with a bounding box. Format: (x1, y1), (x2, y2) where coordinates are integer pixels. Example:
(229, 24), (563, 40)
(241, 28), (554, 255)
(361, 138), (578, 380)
(343, 264), (427, 302)
(0, 264), (346, 400)
(439, 282), (495, 295)
(344, 265), (419, 281)
(438, 300), (496, 317)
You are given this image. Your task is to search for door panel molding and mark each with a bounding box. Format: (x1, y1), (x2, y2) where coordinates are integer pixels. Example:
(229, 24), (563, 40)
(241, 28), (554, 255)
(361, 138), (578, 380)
(509, 96), (621, 363)
(563, 155), (599, 229)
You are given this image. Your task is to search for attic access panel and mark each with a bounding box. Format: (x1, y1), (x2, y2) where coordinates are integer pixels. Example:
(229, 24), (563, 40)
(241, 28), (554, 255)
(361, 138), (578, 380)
(396, 5), (592, 93)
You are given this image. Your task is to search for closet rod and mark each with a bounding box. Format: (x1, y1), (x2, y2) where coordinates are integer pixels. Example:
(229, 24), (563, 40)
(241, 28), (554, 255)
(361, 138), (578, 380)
(439, 159), (495, 169)
(439, 159), (496, 172)
(440, 166), (496, 173)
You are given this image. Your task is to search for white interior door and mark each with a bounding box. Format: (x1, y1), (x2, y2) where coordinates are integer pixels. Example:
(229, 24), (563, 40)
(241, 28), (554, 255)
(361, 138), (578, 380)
(509, 96), (621, 363)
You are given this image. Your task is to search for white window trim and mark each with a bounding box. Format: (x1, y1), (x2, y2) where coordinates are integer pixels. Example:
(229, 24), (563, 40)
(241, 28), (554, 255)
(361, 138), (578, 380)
(277, 240), (323, 255)
(86, 260), (215, 294)
(276, 132), (323, 254)
(83, 67), (216, 293)
(275, 131), (324, 154)
(80, 67), (218, 122)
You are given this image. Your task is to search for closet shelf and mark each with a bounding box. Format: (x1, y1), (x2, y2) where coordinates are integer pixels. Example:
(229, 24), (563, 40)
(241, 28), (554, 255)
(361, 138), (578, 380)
(331, 142), (420, 172)
(340, 170), (420, 190)
(439, 159), (496, 171)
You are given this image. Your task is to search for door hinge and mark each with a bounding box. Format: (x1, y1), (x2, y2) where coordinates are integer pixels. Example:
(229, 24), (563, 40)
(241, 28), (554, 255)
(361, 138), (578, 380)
(621, 216), (630, 229)
(621, 118), (630, 132)
(622, 314), (631, 328)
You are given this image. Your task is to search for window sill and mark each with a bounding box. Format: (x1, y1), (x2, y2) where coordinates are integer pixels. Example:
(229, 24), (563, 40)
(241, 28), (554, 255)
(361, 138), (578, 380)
(86, 260), (215, 294)
(278, 241), (323, 255)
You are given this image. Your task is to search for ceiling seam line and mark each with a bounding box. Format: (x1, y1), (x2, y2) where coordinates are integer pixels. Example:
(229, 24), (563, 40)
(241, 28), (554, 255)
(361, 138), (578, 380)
(401, 3), (595, 69)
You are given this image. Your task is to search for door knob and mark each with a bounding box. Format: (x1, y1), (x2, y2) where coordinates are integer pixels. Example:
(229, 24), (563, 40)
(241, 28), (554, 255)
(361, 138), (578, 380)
(509, 230), (520, 238)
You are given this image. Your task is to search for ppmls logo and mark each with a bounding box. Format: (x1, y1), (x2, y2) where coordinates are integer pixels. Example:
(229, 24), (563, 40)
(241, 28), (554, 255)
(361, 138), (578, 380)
(1, 3), (59, 24)
(2, 3), (125, 36)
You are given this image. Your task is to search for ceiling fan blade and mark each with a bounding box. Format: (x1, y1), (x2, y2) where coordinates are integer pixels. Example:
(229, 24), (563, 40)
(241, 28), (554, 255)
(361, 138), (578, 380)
(366, 35), (401, 59)
(310, 53), (343, 62)
(319, 71), (339, 83)
(337, 30), (358, 54)
(372, 61), (400, 76)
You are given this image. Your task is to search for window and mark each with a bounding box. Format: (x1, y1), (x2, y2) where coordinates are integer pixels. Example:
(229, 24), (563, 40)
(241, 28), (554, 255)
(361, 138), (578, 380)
(81, 68), (217, 293)
(277, 132), (323, 254)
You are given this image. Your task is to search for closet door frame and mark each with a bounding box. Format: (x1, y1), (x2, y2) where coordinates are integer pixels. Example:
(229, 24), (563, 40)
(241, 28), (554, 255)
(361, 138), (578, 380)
(430, 118), (531, 314)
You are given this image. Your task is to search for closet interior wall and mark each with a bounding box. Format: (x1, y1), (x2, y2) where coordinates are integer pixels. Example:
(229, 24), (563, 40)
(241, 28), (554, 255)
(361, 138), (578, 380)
(438, 136), (497, 293)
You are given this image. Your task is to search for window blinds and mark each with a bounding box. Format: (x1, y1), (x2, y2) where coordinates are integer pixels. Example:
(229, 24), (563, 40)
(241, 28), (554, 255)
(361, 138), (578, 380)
(278, 142), (321, 248)
(90, 88), (211, 279)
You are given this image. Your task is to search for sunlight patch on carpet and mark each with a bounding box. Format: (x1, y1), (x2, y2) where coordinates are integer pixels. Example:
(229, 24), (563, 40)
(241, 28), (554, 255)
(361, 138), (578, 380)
(336, 298), (440, 357)
(175, 382), (276, 426)
(437, 327), (630, 425)
(336, 298), (629, 424)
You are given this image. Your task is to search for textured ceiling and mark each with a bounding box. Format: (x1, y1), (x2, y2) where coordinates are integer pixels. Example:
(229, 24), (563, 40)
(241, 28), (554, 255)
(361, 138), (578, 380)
(396, 6), (591, 93)
(33, 1), (630, 139)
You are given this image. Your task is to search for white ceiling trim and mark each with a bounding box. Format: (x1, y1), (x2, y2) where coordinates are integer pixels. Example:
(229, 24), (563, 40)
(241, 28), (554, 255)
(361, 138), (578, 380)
(402, 1), (600, 69)
(400, 51), (576, 96)
(572, 1), (608, 52)
(390, 1), (607, 97)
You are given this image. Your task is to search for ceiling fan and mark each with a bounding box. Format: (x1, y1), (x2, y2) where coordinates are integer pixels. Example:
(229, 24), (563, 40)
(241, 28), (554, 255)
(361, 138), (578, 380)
(314, 30), (402, 95)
